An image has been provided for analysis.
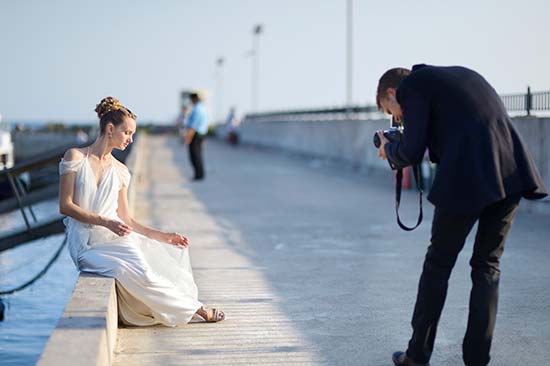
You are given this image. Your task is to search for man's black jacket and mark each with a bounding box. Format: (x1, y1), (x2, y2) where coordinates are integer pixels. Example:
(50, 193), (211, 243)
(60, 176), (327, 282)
(384, 64), (547, 213)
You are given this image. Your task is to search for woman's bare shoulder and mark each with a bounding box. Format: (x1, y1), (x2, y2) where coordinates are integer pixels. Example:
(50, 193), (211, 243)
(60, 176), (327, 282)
(112, 157), (129, 172)
(63, 147), (87, 161)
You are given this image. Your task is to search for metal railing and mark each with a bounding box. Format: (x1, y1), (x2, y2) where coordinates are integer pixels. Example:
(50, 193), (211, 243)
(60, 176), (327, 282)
(500, 87), (550, 115)
(245, 105), (382, 122)
(0, 142), (85, 252)
(245, 88), (550, 121)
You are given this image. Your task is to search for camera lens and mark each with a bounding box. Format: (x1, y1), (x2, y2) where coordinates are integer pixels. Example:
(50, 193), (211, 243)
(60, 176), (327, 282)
(373, 133), (381, 148)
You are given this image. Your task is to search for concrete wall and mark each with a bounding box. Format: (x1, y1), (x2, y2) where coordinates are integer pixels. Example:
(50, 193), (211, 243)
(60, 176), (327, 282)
(241, 118), (392, 171)
(240, 117), (550, 212)
(510, 117), (550, 192)
(37, 274), (118, 366)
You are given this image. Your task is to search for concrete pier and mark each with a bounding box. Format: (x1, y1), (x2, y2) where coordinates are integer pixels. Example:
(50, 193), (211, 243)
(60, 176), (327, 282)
(40, 134), (550, 365)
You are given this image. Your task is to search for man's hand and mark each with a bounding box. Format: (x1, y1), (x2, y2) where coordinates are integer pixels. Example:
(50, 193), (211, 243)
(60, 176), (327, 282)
(184, 128), (196, 145)
(376, 130), (390, 160)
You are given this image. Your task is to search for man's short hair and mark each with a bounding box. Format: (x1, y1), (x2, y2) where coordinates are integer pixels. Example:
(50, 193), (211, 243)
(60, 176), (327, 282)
(376, 68), (411, 109)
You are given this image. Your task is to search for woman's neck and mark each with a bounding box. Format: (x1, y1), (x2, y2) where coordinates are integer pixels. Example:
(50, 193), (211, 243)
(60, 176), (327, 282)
(89, 136), (113, 161)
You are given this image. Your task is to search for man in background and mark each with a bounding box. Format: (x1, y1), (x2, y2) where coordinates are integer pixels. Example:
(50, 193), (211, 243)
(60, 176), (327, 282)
(185, 92), (209, 181)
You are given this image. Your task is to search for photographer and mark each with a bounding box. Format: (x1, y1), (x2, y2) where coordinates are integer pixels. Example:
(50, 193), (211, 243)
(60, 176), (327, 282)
(376, 65), (547, 366)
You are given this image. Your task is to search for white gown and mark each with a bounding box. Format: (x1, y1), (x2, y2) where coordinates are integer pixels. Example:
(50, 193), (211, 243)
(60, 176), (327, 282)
(59, 153), (202, 326)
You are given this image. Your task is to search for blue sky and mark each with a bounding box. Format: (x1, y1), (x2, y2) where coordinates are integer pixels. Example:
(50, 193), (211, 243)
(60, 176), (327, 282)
(0, 0), (548, 123)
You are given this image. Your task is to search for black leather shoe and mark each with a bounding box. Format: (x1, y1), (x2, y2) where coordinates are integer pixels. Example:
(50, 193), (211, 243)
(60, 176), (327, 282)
(392, 351), (430, 366)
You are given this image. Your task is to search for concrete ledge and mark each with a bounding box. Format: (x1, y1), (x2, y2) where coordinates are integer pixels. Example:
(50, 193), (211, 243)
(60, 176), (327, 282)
(37, 273), (117, 366)
(38, 134), (143, 366)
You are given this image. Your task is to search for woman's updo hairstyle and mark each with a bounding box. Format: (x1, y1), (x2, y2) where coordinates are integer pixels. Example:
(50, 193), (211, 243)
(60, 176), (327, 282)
(95, 96), (137, 135)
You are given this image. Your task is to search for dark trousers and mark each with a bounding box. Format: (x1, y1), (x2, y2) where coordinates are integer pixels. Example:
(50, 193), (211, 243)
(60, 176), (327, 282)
(189, 134), (204, 179)
(406, 194), (521, 366)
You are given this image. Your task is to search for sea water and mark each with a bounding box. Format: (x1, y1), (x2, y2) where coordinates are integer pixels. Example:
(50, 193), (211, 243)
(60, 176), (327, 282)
(0, 200), (77, 366)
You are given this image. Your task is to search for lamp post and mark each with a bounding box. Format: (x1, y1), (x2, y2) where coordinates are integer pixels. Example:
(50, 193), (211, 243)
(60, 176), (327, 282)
(346, 0), (353, 107)
(251, 24), (263, 113)
(215, 57), (225, 122)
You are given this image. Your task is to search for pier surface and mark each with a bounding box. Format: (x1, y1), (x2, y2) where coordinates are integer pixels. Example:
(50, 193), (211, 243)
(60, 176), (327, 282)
(113, 135), (550, 366)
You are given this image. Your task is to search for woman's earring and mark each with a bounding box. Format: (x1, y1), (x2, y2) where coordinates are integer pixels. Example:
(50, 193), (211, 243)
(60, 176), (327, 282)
(108, 133), (112, 138)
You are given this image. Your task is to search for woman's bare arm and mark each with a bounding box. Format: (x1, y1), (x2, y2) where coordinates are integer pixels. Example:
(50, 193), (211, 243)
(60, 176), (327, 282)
(117, 177), (188, 247)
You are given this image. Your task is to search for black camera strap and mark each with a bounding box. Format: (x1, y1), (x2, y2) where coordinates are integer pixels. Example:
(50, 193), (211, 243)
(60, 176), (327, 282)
(395, 165), (423, 231)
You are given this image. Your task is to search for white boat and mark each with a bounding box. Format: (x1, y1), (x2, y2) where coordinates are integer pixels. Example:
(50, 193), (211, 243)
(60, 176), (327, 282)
(0, 114), (22, 200)
(0, 114), (14, 171)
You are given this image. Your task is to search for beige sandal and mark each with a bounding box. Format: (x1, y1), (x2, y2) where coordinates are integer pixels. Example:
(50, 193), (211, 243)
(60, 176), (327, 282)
(194, 306), (225, 323)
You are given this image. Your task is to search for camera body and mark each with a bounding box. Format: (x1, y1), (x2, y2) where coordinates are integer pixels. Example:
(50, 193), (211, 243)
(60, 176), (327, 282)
(373, 126), (403, 148)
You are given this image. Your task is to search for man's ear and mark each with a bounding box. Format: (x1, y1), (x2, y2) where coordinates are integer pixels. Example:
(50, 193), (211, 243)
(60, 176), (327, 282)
(386, 88), (397, 98)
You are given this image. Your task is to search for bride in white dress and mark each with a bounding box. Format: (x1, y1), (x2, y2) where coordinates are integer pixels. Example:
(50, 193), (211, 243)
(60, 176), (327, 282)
(58, 96), (224, 326)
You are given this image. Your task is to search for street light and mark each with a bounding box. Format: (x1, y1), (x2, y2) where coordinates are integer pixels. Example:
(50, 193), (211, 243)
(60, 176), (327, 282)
(346, 0), (353, 107)
(251, 24), (263, 112)
(215, 57), (225, 122)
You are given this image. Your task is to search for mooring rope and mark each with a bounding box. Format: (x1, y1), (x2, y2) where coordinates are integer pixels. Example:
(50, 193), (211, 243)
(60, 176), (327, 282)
(0, 235), (68, 296)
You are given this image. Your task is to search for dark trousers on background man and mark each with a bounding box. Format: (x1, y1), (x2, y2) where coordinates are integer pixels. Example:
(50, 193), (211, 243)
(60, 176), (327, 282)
(189, 134), (205, 180)
(407, 194), (521, 366)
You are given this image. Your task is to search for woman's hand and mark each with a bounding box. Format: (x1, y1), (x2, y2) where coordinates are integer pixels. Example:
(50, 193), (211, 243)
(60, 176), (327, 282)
(161, 232), (189, 248)
(103, 219), (133, 236)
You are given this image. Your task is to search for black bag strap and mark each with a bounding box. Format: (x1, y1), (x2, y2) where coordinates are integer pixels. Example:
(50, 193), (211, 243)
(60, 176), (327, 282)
(395, 165), (423, 231)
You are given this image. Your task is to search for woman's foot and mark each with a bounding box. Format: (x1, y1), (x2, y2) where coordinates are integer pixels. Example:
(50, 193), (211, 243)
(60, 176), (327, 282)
(195, 306), (225, 322)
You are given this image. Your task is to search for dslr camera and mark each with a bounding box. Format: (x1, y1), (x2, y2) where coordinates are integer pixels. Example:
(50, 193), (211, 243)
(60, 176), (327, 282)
(373, 126), (403, 149)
